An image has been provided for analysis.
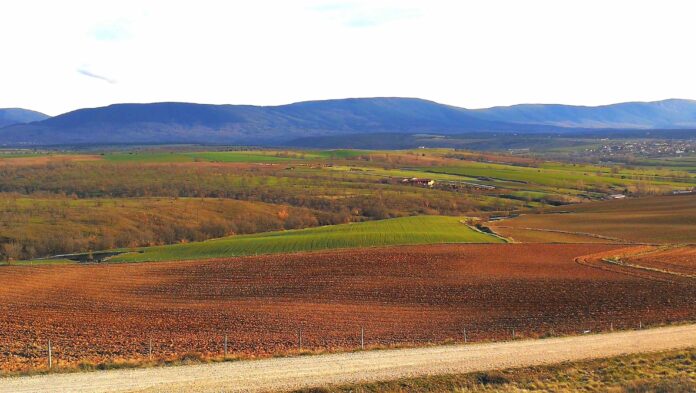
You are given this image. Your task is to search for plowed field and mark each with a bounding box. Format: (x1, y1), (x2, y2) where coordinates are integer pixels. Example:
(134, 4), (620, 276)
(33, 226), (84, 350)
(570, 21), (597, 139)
(489, 194), (696, 244)
(1, 243), (694, 372)
(577, 245), (696, 283)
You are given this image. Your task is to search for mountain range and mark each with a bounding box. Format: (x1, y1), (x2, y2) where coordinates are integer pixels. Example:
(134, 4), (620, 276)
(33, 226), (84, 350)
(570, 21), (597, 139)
(1, 98), (695, 146)
(0, 108), (49, 128)
(471, 99), (696, 129)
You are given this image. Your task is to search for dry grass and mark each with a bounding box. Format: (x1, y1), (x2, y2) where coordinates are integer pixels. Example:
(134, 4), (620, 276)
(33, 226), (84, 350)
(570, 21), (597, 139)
(294, 348), (696, 392)
(0, 154), (101, 166)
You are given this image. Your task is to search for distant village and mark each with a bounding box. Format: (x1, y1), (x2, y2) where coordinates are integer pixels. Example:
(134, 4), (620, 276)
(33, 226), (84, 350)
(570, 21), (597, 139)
(584, 140), (696, 157)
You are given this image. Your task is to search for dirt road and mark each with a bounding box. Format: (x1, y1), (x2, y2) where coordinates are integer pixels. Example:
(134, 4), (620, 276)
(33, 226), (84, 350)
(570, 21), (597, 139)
(2, 324), (695, 393)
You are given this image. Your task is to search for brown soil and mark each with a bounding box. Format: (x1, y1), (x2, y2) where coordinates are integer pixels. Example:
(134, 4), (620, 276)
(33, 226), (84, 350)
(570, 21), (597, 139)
(1, 243), (694, 372)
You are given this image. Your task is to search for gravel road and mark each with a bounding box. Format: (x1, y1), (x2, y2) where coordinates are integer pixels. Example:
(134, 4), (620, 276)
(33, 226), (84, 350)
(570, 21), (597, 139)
(2, 324), (695, 393)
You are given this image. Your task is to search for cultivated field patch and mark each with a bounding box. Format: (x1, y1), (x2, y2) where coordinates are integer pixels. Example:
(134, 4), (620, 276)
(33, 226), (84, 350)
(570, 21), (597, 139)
(111, 215), (502, 262)
(489, 194), (696, 244)
(1, 243), (693, 372)
(578, 245), (696, 283)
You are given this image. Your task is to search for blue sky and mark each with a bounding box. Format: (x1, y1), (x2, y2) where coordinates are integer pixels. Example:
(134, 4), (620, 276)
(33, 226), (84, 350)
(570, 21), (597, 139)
(2, 0), (696, 115)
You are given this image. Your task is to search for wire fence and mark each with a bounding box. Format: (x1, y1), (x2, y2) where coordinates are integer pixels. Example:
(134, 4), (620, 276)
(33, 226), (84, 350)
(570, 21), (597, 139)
(2, 317), (688, 373)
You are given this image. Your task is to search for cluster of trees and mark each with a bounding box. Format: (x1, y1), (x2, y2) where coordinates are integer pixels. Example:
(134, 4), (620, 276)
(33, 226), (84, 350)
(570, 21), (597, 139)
(0, 161), (524, 219)
(0, 195), (330, 261)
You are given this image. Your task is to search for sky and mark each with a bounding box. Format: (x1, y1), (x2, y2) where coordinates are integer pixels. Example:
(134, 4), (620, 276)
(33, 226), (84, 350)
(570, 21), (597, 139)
(2, 0), (696, 116)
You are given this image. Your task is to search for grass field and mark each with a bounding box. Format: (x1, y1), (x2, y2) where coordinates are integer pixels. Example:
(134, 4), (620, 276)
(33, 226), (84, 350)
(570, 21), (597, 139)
(111, 216), (502, 262)
(102, 151), (294, 163)
(426, 161), (695, 195)
(101, 149), (370, 163)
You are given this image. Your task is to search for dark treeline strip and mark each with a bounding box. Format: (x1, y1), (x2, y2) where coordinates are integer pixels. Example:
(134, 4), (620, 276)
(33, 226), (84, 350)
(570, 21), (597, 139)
(0, 195), (330, 261)
(0, 161), (523, 218)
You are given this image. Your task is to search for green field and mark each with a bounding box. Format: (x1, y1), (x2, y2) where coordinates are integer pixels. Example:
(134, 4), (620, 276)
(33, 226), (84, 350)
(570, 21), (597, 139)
(103, 151), (293, 163)
(425, 160), (696, 194)
(101, 149), (370, 163)
(111, 215), (502, 262)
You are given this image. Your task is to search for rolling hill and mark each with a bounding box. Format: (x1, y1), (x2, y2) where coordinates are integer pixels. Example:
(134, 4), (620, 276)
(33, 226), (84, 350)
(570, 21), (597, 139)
(1, 98), (696, 147)
(108, 215), (503, 262)
(0, 108), (49, 128)
(0, 98), (541, 146)
(472, 99), (696, 129)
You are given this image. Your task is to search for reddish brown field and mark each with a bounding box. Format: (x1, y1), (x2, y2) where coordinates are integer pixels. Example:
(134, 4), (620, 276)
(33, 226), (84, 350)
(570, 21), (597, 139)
(1, 243), (694, 372)
(578, 245), (696, 282)
(489, 194), (696, 244)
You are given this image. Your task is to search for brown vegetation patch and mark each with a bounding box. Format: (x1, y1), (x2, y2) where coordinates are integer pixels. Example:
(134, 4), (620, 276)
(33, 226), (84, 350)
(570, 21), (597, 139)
(0, 155), (101, 167)
(0, 195), (328, 260)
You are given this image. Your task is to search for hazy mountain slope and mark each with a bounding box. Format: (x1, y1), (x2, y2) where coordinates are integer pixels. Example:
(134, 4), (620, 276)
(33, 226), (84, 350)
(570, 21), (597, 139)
(2, 98), (696, 147)
(471, 99), (696, 129)
(0, 98), (545, 146)
(0, 108), (50, 128)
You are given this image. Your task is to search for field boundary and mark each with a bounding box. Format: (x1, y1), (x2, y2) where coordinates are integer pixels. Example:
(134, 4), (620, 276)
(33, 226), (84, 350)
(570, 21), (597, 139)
(461, 220), (511, 243)
(602, 258), (696, 280)
(575, 254), (676, 283)
(2, 324), (695, 393)
(494, 225), (638, 244)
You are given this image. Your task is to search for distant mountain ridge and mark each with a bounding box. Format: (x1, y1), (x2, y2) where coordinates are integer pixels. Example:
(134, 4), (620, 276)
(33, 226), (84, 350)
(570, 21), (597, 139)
(0, 98), (695, 146)
(472, 99), (696, 129)
(0, 98), (552, 146)
(0, 108), (50, 128)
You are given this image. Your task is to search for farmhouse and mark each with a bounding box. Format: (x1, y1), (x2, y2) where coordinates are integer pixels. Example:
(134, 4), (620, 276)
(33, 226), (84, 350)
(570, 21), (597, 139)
(608, 194), (626, 199)
(437, 180), (496, 191)
(402, 177), (435, 187)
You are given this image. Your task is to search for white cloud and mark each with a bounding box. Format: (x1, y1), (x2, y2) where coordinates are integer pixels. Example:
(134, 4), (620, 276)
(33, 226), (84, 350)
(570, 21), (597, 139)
(77, 68), (117, 84)
(1, 0), (695, 115)
(90, 19), (133, 41)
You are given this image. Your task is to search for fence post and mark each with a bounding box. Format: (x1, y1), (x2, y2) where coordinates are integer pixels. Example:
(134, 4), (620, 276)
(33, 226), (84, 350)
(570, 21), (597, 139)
(360, 326), (364, 350)
(610, 322), (613, 332)
(463, 328), (467, 343)
(148, 338), (152, 360)
(512, 328), (515, 339)
(639, 321), (642, 330)
(224, 334), (228, 356)
(48, 339), (52, 369)
(298, 327), (302, 350)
